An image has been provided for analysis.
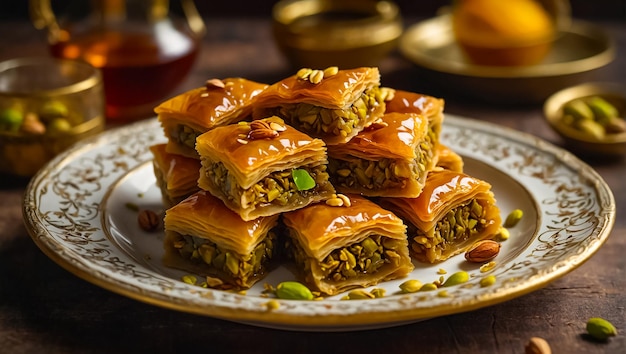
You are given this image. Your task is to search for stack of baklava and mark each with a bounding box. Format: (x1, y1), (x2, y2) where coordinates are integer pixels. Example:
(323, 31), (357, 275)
(151, 67), (501, 295)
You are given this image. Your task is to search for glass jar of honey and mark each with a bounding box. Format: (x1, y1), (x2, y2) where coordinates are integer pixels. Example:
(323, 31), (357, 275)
(30, 0), (206, 121)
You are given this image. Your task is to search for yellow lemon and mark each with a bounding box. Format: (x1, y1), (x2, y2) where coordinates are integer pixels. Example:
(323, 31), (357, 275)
(452, 0), (556, 66)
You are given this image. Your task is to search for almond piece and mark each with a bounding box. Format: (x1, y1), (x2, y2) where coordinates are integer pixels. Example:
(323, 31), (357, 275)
(465, 240), (500, 263)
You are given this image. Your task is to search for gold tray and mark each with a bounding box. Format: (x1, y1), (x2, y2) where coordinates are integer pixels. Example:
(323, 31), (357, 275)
(399, 15), (615, 104)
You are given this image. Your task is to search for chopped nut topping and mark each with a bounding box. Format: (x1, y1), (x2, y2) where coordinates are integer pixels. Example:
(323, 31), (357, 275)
(309, 69), (324, 84)
(250, 120), (272, 131)
(269, 122), (287, 132)
(296, 67), (337, 84)
(247, 128), (279, 140)
(323, 66), (339, 77)
(205, 78), (225, 89)
(325, 193), (350, 207)
(380, 87), (396, 101)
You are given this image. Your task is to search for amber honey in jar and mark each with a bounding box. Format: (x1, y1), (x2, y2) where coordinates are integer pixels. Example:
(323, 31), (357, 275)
(31, 0), (206, 121)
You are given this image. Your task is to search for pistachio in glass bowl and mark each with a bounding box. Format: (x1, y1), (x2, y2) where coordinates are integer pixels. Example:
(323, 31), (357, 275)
(0, 57), (105, 176)
(543, 82), (626, 157)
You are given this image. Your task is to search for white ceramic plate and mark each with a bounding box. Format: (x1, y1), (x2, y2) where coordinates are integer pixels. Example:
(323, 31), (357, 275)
(23, 115), (615, 331)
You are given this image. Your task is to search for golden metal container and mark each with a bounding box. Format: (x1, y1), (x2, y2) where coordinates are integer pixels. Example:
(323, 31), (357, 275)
(0, 57), (105, 176)
(400, 16), (615, 104)
(272, 0), (403, 69)
(544, 82), (626, 157)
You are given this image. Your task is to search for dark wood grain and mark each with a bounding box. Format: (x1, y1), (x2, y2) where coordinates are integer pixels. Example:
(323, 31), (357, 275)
(0, 16), (624, 354)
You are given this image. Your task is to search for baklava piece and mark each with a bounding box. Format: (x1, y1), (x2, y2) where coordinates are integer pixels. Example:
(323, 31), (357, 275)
(150, 143), (201, 208)
(155, 78), (268, 158)
(379, 170), (502, 263)
(282, 194), (413, 295)
(435, 144), (464, 173)
(196, 116), (335, 220)
(327, 112), (437, 198)
(163, 191), (279, 288)
(252, 67), (386, 144)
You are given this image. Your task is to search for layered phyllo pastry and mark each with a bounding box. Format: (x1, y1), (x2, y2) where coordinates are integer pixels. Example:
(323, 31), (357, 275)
(195, 116), (336, 220)
(155, 78), (268, 158)
(163, 191), (279, 288)
(327, 112), (437, 198)
(435, 144), (464, 173)
(252, 67), (386, 145)
(149, 144), (201, 208)
(378, 170), (501, 263)
(282, 194), (413, 295)
(384, 89), (445, 158)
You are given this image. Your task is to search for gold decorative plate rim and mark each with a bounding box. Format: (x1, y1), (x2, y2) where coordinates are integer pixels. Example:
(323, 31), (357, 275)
(22, 115), (615, 331)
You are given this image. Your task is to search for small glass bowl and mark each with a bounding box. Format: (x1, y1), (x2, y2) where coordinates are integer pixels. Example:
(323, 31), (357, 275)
(272, 0), (403, 69)
(0, 57), (105, 176)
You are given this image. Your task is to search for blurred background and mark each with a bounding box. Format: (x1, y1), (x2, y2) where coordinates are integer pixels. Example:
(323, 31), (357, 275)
(0, 0), (625, 20)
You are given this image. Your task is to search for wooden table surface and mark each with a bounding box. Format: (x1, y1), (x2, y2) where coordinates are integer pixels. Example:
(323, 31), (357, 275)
(1, 15), (624, 354)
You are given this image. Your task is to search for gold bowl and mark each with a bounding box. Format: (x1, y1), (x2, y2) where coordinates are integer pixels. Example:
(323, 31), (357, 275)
(399, 16), (615, 104)
(450, 0), (571, 67)
(0, 57), (105, 176)
(543, 82), (626, 157)
(272, 0), (403, 69)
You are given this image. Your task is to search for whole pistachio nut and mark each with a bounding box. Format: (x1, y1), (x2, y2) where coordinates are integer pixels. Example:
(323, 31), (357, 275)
(399, 279), (422, 293)
(587, 96), (618, 124)
(576, 119), (606, 140)
(47, 118), (72, 135)
(0, 108), (24, 132)
(504, 209), (524, 228)
(418, 283), (438, 292)
(563, 99), (594, 121)
(442, 271), (470, 287)
(39, 100), (69, 121)
(275, 281), (314, 300)
(586, 317), (617, 341)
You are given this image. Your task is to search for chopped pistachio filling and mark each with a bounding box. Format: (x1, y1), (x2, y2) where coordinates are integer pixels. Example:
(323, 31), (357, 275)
(268, 87), (384, 139)
(171, 231), (276, 286)
(328, 121), (437, 191)
(172, 124), (203, 149)
(204, 161), (332, 207)
(409, 199), (487, 261)
(286, 233), (403, 283)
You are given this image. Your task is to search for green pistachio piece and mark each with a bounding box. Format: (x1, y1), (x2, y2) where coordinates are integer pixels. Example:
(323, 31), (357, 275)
(504, 209), (523, 228)
(292, 169), (316, 191)
(586, 317), (617, 341)
(0, 108), (24, 132)
(587, 96), (618, 124)
(399, 279), (422, 293)
(479, 275), (496, 287)
(576, 119), (606, 140)
(181, 274), (197, 285)
(442, 271), (470, 287)
(418, 283), (438, 292)
(370, 288), (386, 298)
(563, 99), (594, 121)
(39, 100), (69, 121)
(47, 118), (72, 135)
(276, 281), (314, 300)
